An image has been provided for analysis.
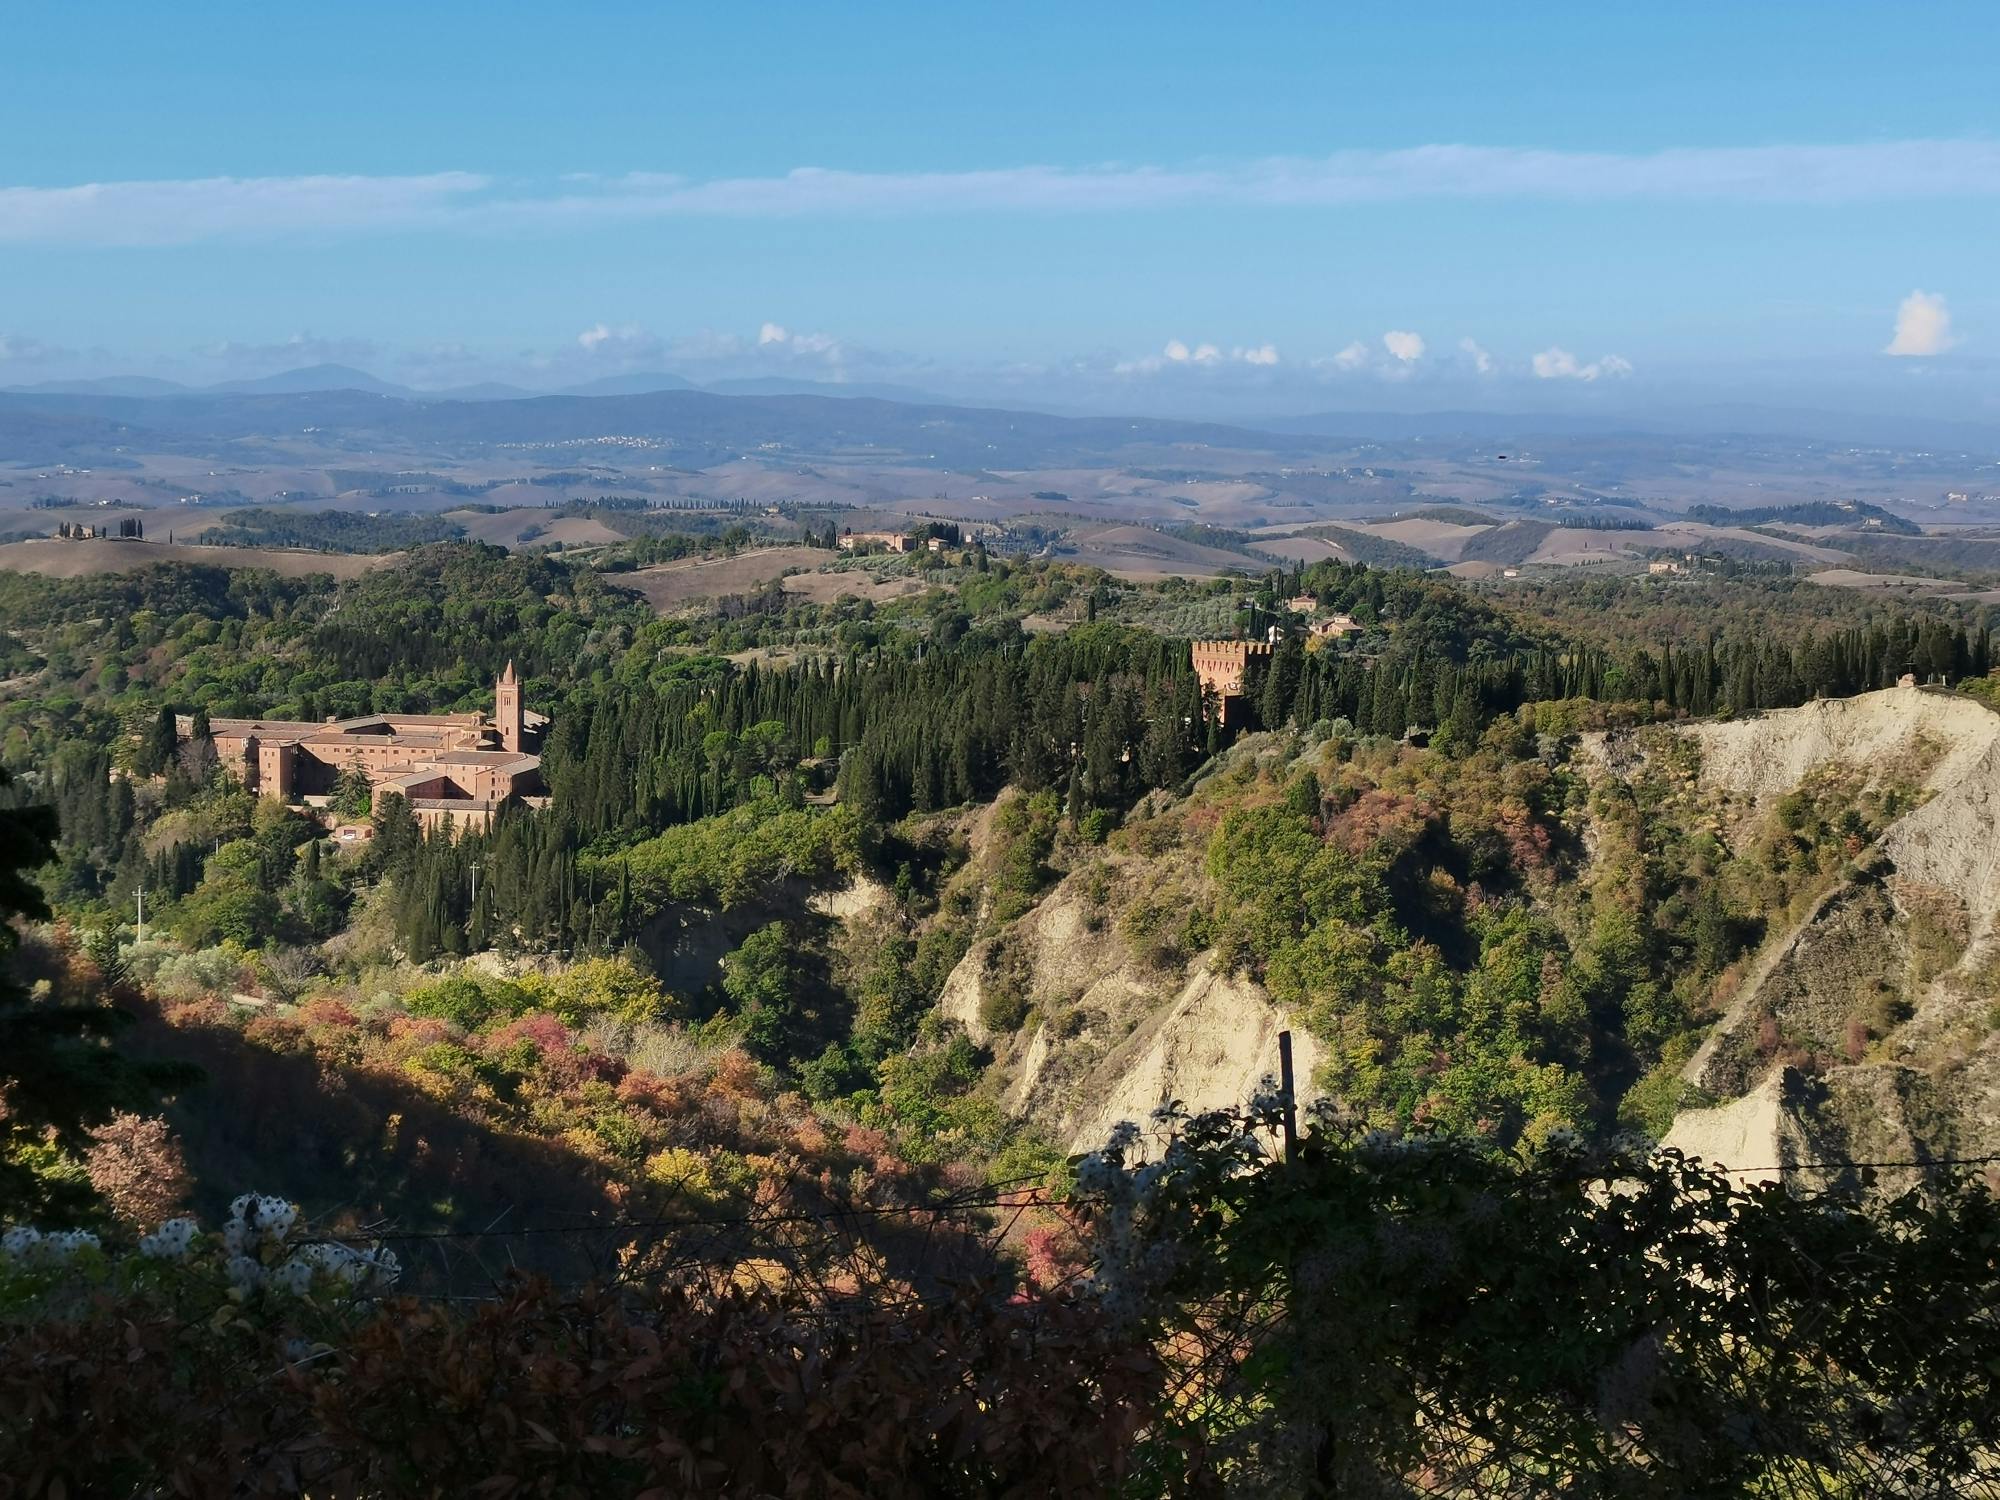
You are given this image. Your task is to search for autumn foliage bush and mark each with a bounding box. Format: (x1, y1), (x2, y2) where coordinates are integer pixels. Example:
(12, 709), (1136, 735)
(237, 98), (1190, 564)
(0, 1270), (1163, 1498)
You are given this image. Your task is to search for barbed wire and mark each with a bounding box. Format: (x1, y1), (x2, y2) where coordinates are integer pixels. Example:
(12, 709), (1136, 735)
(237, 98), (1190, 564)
(283, 1151), (2000, 1252)
(1713, 1151), (2000, 1175)
(291, 1172), (1079, 1248)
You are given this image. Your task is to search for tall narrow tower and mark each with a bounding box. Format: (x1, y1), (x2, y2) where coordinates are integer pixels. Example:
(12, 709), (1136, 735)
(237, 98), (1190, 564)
(495, 661), (524, 753)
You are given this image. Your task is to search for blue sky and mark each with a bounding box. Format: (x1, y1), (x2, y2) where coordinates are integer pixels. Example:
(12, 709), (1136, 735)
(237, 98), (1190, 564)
(4, 1), (1998, 420)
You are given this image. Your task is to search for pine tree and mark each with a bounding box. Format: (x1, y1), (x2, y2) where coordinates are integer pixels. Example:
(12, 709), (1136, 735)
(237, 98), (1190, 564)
(1261, 638), (1302, 730)
(139, 706), (178, 778)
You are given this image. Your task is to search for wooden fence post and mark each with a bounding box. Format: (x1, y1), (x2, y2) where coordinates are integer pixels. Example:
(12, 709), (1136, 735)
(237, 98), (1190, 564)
(1278, 1029), (1298, 1165)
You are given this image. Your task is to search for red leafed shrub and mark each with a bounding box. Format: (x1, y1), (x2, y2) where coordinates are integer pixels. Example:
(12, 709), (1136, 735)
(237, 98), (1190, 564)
(789, 1115), (831, 1155)
(161, 995), (228, 1028)
(575, 1048), (625, 1086)
(1755, 1014), (1782, 1058)
(1325, 789), (1437, 860)
(1843, 1017), (1870, 1065)
(1021, 1221), (1087, 1291)
(616, 1069), (687, 1116)
(1495, 800), (1555, 875)
(1181, 802), (1224, 842)
(241, 1010), (310, 1055)
(387, 1014), (451, 1047)
(707, 1048), (762, 1100)
(0, 1278), (1175, 1499)
(297, 996), (358, 1030)
(83, 1113), (191, 1228)
(843, 1124), (893, 1160)
(488, 1010), (572, 1055)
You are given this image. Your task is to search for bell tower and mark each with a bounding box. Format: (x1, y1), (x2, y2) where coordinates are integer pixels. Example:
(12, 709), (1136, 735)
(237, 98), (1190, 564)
(495, 661), (524, 753)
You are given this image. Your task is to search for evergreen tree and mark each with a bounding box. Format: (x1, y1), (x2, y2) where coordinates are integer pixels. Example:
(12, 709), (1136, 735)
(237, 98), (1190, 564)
(0, 769), (198, 1222)
(1261, 638), (1302, 729)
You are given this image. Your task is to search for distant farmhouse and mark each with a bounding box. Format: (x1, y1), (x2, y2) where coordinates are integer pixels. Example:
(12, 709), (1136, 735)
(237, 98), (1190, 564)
(180, 663), (546, 833)
(1286, 595), (1360, 639)
(837, 529), (916, 553)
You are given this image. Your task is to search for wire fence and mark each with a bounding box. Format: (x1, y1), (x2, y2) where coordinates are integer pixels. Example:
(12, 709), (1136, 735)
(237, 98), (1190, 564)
(286, 1165), (1091, 1300)
(281, 1127), (2000, 1303)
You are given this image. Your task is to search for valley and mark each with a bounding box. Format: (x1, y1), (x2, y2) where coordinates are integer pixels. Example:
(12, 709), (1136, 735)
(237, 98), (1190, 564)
(7, 394), (2000, 1493)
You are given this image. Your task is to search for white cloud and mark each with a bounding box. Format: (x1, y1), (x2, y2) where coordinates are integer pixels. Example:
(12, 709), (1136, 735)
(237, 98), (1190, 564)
(1883, 289), (1957, 356)
(0, 172), (488, 246)
(9, 141), (2000, 244)
(743, 321), (845, 368)
(197, 331), (381, 368)
(1459, 337), (1493, 374)
(1151, 338), (1262, 369)
(535, 141), (2000, 220)
(1531, 347), (1633, 381)
(1332, 341), (1369, 370)
(1382, 330), (1425, 363)
(1119, 339), (1280, 376)
(0, 334), (67, 364)
(575, 323), (664, 361)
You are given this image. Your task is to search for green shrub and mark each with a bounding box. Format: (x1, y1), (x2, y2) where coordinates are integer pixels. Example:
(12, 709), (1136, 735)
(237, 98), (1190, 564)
(403, 973), (534, 1031)
(979, 985), (1031, 1035)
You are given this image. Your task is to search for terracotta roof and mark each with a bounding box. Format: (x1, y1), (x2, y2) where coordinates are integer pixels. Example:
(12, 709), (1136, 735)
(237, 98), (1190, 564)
(300, 728), (457, 749)
(202, 717), (323, 739)
(340, 712), (483, 728)
(431, 751), (540, 769)
(378, 767), (456, 786)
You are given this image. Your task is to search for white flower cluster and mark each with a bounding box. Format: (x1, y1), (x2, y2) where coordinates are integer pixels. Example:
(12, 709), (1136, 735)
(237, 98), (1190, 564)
(1077, 1109), (1270, 1326)
(1245, 1073), (1292, 1120)
(5, 1193), (399, 1300)
(214, 1195), (400, 1296)
(1357, 1129), (1437, 1159)
(226, 1253), (266, 1293)
(223, 1194), (300, 1254)
(138, 1217), (200, 1260)
(273, 1240), (401, 1295)
(0, 1226), (101, 1264)
(1607, 1130), (1658, 1160)
(230, 1244), (400, 1298)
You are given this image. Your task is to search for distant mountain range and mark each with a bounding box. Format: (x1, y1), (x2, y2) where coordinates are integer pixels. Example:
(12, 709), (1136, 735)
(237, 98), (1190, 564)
(1262, 402), (2000, 452)
(3, 364), (949, 406)
(0, 382), (1339, 470)
(2, 365), (1996, 474)
(8, 365), (1996, 456)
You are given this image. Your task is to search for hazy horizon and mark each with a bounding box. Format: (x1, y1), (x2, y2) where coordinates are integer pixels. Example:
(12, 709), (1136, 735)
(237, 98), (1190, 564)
(3, 2), (1998, 433)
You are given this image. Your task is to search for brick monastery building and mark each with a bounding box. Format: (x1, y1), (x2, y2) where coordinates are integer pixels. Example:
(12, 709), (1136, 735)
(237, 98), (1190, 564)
(179, 664), (546, 832)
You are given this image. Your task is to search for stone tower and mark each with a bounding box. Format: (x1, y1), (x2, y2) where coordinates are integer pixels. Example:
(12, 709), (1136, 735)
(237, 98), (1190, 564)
(495, 661), (524, 753)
